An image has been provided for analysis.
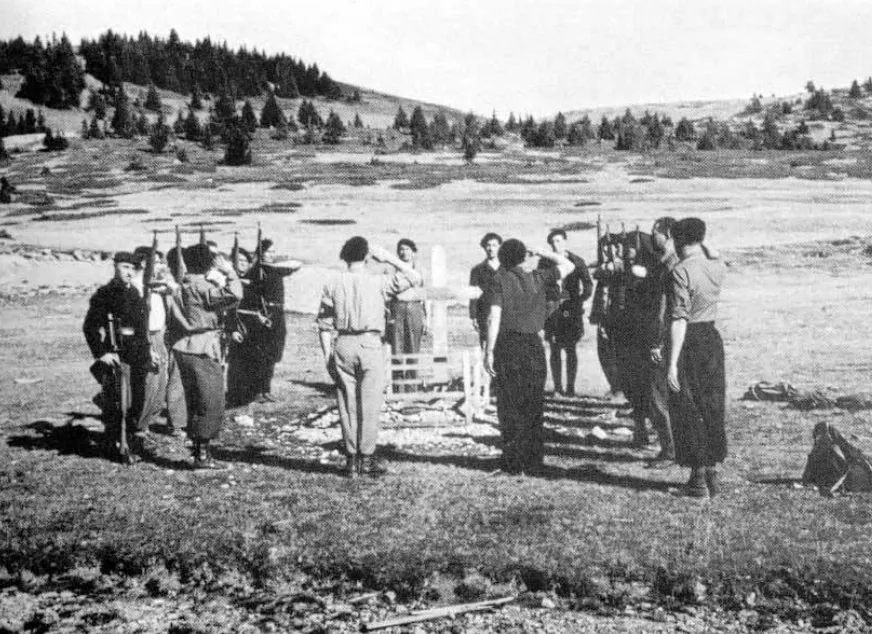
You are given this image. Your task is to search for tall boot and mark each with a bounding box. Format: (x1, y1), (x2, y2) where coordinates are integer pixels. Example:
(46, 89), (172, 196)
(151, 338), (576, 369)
(565, 347), (578, 397)
(549, 343), (562, 395)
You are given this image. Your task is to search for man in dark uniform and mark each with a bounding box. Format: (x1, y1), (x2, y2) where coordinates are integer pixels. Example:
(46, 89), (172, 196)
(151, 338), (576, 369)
(468, 232), (502, 346)
(484, 239), (574, 475)
(247, 238), (301, 403)
(83, 251), (150, 460)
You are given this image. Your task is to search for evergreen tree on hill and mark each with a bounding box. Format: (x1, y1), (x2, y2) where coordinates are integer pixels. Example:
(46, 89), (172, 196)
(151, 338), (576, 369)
(461, 112), (481, 163)
(553, 112), (567, 139)
(89, 115), (104, 139)
(849, 79), (862, 99)
(145, 83), (162, 112)
(240, 99), (258, 133)
(184, 110), (202, 140)
(481, 111), (503, 138)
(505, 112), (518, 133)
(297, 100), (322, 128)
(274, 58), (300, 98)
(353, 113), (363, 128)
(393, 106), (410, 130)
(805, 80), (816, 94)
(5, 112), (17, 137)
(567, 124), (586, 146)
(111, 85), (134, 138)
(534, 121), (556, 147)
(519, 115), (537, 145)
(24, 109), (37, 134)
(135, 112), (150, 137)
(674, 117), (695, 141)
(323, 110), (346, 144)
(598, 116), (614, 141)
(429, 112), (451, 145)
(18, 34), (85, 109)
(173, 110), (185, 135)
(149, 113), (171, 153)
(864, 77), (872, 94)
(258, 93), (284, 129)
(190, 84), (204, 111)
(409, 106), (432, 149)
(224, 118), (252, 165)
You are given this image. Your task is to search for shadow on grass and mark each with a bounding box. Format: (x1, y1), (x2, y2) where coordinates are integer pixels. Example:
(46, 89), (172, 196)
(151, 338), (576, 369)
(290, 379), (337, 396)
(211, 445), (342, 477)
(379, 445), (672, 492)
(8, 413), (193, 470)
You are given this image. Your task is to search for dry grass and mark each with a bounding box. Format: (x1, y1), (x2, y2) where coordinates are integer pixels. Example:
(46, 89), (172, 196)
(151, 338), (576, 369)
(2, 237), (872, 622)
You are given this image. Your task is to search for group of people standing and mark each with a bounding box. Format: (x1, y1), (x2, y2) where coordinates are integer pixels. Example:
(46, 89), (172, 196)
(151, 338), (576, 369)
(83, 236), (298, 468)
(464, 217), (727, 496)
(85, 219), (726, 497)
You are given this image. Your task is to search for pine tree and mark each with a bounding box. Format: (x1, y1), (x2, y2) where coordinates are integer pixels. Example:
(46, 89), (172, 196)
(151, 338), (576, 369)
(353, 112), (363, 128)
(297, 100), (322, 128)
(849, 79), (862, 99)
(567, 124), (585, 146)
(483, 111), (503, 138)
(24, 109), (37, 134)
(598, 116), (614, 141)
(135, 112), (150, 137)
(553, 112), (567, 139)
(534, 121), (556, 148)
(864, 77), (872, 94)
(429, 113), (451, 145)
(761, 113), (780, 149)
(149, 113), (171, 153)
(145, 83), (162, 111)
(81, 118), (89, 140)
(520, 116), (537, 145)
(89, 114), (104, 139)
(460, 112), (481, 162)
(190, 84), (203, 111)
(5, 112), (17, 137)
(393, 106), (409, 130)
(0, 138), (8, 162)
(173, 110), (185, 135)
(224, 118), (252, 165)
(505, 112), (518, 133)
(797, 119), (809, 134)
(258, 93), (284, 128)
(87, 89), (107, 119)
(323, 110), (346, 144)
(805, 80), (816, 94)
(674, 117), (695, 141)
(111, 85), (134, 138)
(36, 110), (46, 132)
(184, 110), (202, 141)
(409, 106), (432, 149)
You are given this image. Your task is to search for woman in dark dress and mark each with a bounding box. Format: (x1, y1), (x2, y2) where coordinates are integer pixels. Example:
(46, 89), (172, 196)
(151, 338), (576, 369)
(667, 218), (727, 497)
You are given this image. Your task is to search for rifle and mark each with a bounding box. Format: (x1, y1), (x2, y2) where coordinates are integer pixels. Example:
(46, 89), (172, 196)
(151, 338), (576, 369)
(253, 222), (272, 329)
(142, 231), (159, 370)
(105, 313), (131, 463)
(174, 224), (187, 282)
(596, 215), (603, 267)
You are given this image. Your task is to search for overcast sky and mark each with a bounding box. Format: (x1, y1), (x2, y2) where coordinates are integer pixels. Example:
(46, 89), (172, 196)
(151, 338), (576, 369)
(5, 0), (872, 117)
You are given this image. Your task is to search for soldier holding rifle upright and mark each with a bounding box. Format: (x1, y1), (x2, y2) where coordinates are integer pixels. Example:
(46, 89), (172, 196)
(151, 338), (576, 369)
(246, 232), (301, 403)
(83, 251), (150, 461)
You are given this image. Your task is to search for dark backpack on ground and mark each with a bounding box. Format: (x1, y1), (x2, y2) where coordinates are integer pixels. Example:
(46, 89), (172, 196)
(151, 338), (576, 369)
(802, 422), (872, 494)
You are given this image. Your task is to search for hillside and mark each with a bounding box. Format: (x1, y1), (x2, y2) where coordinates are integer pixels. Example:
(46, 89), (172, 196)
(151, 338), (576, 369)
(0, 71), (468, 140)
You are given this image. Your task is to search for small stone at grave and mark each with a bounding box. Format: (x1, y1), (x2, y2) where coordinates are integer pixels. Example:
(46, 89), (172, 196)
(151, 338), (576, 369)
(612, 427), (633, 437)
(590, 426), (608, 440)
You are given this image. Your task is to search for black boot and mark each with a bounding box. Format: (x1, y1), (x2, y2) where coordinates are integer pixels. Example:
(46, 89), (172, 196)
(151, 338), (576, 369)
(342, 454), (359, 478)
(678, 468), (709, 498)
(359, 455), (388, 477)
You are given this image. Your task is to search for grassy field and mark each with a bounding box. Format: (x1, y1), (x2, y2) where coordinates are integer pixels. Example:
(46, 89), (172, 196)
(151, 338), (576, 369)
(3, 233), (872, 629)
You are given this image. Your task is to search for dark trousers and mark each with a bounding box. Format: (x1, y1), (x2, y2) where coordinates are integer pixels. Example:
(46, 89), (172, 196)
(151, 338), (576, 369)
(597, 326), (622, 393)
(137, 331), (168, 432)
(175, 351), (225, 441)
(494, 332), (548, 474)
(549, 342), (578, 393)
(669, 322), (726, 467)
(226, 342), (269, 406)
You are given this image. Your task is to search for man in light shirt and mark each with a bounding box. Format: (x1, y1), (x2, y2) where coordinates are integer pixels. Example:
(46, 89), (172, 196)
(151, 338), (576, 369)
(132, 247), (178, 439)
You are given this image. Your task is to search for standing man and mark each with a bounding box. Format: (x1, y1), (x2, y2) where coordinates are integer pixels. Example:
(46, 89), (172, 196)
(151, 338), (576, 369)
(539, 229), (593, 397)
(317, 237), (421, 477)
(83, 251), (150, 460)
(173, 244), (243, 469)
(667, 218), (727, 497)
(644, 217), (680, 464)
(248, 238), (301, 403)
(468, 232), (502, 346)
(132, 246), (177, 437)
(484, 239), (574, 475)
(388, 238), (426, 355)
